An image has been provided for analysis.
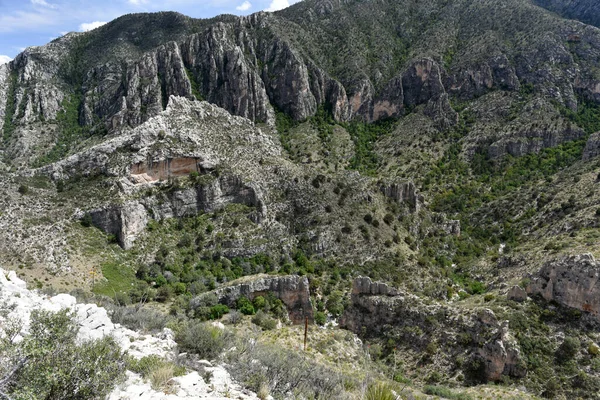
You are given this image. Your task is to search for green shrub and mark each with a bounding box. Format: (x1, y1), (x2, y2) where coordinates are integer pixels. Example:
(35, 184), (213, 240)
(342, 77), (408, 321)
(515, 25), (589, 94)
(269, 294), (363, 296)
(81, 213), (93, 227)
(556, 336), (580, 364)
(175, 321), (230, 360)
(364, 382), (395, 400)
(237, 296), (255, 315)
(0, 309), (126, 399)
(315, 311), (327, 326)
(18, 184), (29, 195)
(209, 304), (230, 320)
(251, 310), (277, 330)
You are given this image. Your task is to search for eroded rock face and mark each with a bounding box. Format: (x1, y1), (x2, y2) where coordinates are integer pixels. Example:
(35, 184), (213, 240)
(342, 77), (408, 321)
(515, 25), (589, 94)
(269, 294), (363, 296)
(341, 277), (525, 382)
(527, 254), (600, 320)
(477, 316), (526, 382)
(379, 181), (423, 212)
(191, 275), (313, 324)
(583, 132), (600, 160)
(89, 201), (148, 250)
(507, 285), (528, 302)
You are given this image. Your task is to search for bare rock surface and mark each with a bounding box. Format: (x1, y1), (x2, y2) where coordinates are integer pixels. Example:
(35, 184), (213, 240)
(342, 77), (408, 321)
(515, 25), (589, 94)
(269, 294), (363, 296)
(341, 276), (525, 382)
(527, 253), (600, 320)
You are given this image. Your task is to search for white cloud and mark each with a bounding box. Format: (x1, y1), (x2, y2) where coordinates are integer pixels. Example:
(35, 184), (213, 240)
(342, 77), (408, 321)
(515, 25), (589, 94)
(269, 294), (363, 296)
(264, 0), (290, 12)
(0, 55), (12, 65)
(128, 0), (149, 5)
(236, 1), (252, 11)
(31, 0), (56, 8)
(79, 21), (107, 32)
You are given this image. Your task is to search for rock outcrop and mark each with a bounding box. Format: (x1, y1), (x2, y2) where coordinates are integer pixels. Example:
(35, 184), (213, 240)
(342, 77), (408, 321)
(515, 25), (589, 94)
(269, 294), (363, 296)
(0, 268), (259, 399)
(191, 275), (313, 324)
(583, 132), (600, 160)
(380, 181), (423, 212)
(341, 277), (525, 382)
(527, 254), (600, 320)
(507, 285), (528, 302)
(476, 311), (526, 382)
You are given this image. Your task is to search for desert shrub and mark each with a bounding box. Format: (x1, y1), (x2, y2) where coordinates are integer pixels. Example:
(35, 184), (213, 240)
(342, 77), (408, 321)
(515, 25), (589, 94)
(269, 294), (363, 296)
(228, 310), (242, 325)
(175, 321), (230, 360)
(109, 305), (170, 333)
(251, 310), (277, 330)
(127, 355), (185, 391)
(556, 336), (580, 364)
(18, 184), (29, 195)
(364, 382), (395, 400)
(0, 309), (126, 399)
(227, 341), (346, 399)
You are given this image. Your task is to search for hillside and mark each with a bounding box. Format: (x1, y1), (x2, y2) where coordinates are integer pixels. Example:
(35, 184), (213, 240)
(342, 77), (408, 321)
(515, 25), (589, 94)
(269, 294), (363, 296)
(2, 0), (600, 398)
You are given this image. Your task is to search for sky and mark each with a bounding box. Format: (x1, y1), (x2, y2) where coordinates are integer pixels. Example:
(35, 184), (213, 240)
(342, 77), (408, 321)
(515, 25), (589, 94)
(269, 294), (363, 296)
(0, 0), (302, 64)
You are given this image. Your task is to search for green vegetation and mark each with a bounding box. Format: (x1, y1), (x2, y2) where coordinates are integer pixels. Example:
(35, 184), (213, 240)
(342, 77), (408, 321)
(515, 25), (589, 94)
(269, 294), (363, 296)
(364, 382), (396, 400)
(33, 95), (93, 167)
(424, 385), (473, 400)
(185, 68), (203, 101)
(94, 261), (138, 298)
(0, 309), (125, 399)
(343, 118), (397, 176)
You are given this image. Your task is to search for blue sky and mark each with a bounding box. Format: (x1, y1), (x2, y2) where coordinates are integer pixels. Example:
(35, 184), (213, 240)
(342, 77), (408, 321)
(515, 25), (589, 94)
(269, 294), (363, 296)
(0, 0), (301, 64)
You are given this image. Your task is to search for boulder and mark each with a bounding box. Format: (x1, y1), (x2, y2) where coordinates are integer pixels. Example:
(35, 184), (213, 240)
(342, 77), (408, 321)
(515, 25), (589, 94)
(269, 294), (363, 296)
(507, 285), (528, 302)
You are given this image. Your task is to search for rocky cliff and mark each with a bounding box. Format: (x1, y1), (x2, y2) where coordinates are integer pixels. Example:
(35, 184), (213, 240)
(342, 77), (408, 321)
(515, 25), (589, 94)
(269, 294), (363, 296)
(191, 275), (313, 324)
(5, 0), (600, 166)
(341, 277), (526, 382)
(527, 254), (600, 322)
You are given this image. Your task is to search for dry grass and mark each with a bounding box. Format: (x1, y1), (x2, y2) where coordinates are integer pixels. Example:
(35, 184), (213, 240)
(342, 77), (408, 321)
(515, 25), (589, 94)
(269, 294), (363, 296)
(149, 364), (175, 392)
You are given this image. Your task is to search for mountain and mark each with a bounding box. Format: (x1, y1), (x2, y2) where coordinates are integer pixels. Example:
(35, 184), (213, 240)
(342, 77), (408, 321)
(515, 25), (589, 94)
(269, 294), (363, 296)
(3, 0), (600, 398)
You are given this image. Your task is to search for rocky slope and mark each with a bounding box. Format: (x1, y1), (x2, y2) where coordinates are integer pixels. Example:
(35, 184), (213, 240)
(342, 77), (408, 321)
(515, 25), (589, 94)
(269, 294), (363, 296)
(0, 268), (259, 399)
(4, 0), (600, 398)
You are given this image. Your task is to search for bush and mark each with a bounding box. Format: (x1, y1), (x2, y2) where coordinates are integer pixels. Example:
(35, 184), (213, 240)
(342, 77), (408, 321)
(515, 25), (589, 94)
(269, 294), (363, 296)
(227, 340), (346, 399)
(209, 304), (230, 320)
(556, 336), (580, 364)
(364, 383), (395, 400)
(252, 310), (277, 330)
(315, 311), (327, 326)
(237, 296), (255, 315)
(18, 184), (29, 195)
(175, 321), (230, 360)
(0, 309), (126, 399)
(81, 213), (93, 227)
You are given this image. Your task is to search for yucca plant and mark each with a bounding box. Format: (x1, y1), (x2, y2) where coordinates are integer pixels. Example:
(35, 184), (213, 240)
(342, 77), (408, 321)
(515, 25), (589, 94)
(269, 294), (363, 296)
(364, 382), (396, 400)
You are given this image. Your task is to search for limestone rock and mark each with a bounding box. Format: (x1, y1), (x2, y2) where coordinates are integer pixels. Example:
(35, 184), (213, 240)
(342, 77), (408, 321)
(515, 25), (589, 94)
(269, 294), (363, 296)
(583, 132), (600, 160)
(507, 285), (528, 302)
(379, 181), (423, 212)
(191, 275), (313, 324)
(352, 276), (399, 296)
(527, 254), (600, 320)
(0, 268), (259, 400)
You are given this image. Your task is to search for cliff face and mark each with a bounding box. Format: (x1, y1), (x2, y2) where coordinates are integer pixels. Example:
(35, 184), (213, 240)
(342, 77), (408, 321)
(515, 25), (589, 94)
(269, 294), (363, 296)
(5, 0), (600, 166)
(341, 277), (526, 382)
(191, 275), (313, 324)
(527, 254), (600, 321)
